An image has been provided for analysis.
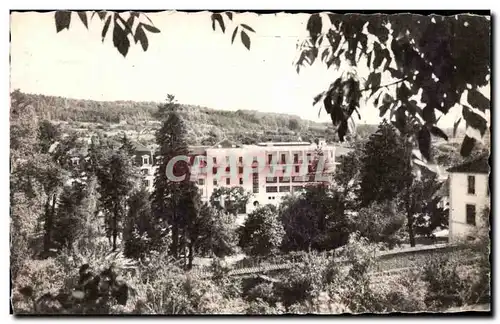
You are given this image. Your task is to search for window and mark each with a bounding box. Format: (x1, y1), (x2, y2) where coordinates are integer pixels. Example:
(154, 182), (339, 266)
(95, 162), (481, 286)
(213, 157), (217, 164)
(266, 177), (277, 183)
(226, 178), (231, 185)
(212, 167), (217, 175)
(268, 154), (273, 164)
(239, 156), (243, 163)
(466, 204), (476, 226)
(198, 179), (205, 186)
(142, 156), (150, 165)
(239, 178), (244, 185)
(279, 186), (291, 192)
(239, 167), (244, 174)
(266, 186), (278, 193)
(143, 179), (150, 188)
(294, 153), (299, 163)
(225, 167), (230, 172)
(141, 169), (149, 175)
(213, 179), (218, 186)
(467, 175), (476, 195)
(295, 165), (300, 173)
(279, 176), (290, 183)
(281, 153), (286, 164)
(253, 173), (259, 193)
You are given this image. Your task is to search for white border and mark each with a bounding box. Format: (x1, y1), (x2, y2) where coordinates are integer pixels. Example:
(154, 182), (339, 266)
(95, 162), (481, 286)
(2, 1), (498, 323)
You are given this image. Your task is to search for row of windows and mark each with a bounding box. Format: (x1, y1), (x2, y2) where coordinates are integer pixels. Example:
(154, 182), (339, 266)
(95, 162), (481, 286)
(265, 186), (304, 193)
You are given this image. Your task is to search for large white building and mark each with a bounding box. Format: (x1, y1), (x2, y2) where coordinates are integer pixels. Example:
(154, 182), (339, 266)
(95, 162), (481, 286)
(447, 154), (490, 242)
(136, 139), (338, 214)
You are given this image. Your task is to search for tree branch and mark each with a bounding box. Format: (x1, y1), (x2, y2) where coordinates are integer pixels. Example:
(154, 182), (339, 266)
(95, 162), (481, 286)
(360, 77), (409, 93)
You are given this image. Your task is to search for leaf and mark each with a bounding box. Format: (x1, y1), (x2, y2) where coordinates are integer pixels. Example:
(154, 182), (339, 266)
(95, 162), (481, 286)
(365, 72), (381, 97)
(134, 25), (148, 51)
(313, 92), (324, 106)
(430, 126), (448, 141)
(460, 135), (476, 157)
(142, 23), (160, 33)
(77, 12), (88, 29)
(453, 117), (462, 137)
(102, 16), (111, 42)
(211, 13), (225, 33)
(240, 24), (255, 33)
(378, 94), (393, 117)
(462, 105), (487, 136)
(241, 30), (251, 50)
(417, 127), (431, 161)
(126, 15), (135, 32)
(467, 88), (489, 112)
(306, 13), (322, 42)
(97, 11), (107, 21)
(225, 12), (233, 20)
(54, 11), (71, 32)
(231, 27), (238, 44)
(113, 21), (130, 57)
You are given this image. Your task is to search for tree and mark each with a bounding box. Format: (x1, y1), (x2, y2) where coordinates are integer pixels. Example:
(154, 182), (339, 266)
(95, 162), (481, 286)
(358, 121), (412, 206)
(52, 182), (88, 251)
(238, 205), (284, 256)
(351, 201), (406, 248)
(120, 134), (135, 156)
(280, 185), (350, 252)
(97, 148), (137, 251)
(209, 186), (251, 216)
(151, 107), (190, 258)
(195, 204), (238, 259)
(297, 13), (490, 161)
(123, 188), (154, 259)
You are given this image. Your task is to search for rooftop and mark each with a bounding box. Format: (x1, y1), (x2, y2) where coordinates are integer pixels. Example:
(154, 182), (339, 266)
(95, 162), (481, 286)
(256, 142), (313, 147)
(446, 154), (490, 174)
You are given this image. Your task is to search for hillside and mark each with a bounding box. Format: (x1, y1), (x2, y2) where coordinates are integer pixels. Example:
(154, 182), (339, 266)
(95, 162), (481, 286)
(15, 91), (375, 146)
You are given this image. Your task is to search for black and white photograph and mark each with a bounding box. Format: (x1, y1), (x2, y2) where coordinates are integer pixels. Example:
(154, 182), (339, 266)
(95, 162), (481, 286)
(9, 9), (491, 315)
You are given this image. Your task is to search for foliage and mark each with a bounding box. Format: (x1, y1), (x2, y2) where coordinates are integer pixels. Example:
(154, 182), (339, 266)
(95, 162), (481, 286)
(96, 148), (138, 250)
(209, 186), (251, 216)
(298, 13), (490, 160)
(280, 185), (350, 252)
(359, 120), (412, 206)
(195, 205), (238, 258)
(238, 205), (284, 256)
(351, 201), (406, 248)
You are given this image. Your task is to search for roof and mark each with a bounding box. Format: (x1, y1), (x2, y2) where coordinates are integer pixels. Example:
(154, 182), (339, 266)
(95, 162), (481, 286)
(131, 141), (151, 152)
(446, 154), (490, 174)
(256, 141), (312, 147)
(212, 139), (241, 149)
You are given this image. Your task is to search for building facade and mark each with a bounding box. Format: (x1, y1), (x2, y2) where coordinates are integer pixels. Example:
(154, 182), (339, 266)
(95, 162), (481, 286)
(447, 155), (490, 243)
(135, 139), (337, 214)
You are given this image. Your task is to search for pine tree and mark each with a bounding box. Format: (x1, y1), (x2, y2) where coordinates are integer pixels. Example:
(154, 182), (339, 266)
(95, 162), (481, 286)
(97, 148), (137, 251)
(151, 110), (190, 258)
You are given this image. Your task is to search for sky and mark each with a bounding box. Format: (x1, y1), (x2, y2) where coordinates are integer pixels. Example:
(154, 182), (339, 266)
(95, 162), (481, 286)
(10, 11), (490, 127)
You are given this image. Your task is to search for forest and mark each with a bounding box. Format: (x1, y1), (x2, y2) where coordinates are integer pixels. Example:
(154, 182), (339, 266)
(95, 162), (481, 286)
(10, 91), (490, 314)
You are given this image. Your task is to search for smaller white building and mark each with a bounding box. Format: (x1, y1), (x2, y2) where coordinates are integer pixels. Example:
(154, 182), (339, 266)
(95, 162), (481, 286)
(447, 154), (490, 243)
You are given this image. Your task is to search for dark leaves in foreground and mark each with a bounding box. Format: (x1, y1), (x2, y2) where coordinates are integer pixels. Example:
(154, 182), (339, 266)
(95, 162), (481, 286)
(301, 13), (490, 160)
(55, 11), (160, 57)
